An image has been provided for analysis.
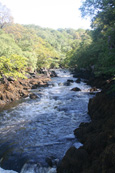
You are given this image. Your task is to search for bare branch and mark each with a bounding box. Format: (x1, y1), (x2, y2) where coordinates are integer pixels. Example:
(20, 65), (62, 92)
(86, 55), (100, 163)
(0, 2), (13, 29)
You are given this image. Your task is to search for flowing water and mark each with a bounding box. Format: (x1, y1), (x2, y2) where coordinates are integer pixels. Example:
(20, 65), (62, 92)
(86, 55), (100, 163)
(0, 70), (94, 173)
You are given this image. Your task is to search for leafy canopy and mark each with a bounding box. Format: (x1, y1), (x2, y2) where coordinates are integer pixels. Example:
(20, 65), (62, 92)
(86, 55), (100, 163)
(0, 54), (27, 79)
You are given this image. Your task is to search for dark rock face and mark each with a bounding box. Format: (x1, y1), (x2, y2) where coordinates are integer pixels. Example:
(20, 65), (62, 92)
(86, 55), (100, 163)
(57, 75), (115, 173)
(57, 147), (89, 173)
(100, 144), (115, 172)
(71, 87), (81, 91)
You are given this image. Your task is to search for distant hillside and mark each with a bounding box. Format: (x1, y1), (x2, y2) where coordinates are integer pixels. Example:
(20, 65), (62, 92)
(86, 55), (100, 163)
(0, 23), (86, 78)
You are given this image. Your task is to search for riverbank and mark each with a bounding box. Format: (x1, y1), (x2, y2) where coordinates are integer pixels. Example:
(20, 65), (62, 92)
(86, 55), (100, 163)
(0, 74), (51, 111)
(57, 70), (115, 173)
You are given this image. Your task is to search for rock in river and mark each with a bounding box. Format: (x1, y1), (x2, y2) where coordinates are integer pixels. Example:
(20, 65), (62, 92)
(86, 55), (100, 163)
(71, 87), (81, 91)
(30, 93), (39, 99)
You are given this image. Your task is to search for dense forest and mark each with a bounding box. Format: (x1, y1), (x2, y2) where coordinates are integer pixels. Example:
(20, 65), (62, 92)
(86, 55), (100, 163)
(66, 0), (115, 76)
(0, 0), (115, 79)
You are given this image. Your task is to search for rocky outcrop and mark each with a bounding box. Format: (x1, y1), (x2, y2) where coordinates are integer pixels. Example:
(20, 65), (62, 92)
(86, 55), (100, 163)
(57, 147), (89, 173)
(0, 75), (50, 110)
(57, 74), (115, 173)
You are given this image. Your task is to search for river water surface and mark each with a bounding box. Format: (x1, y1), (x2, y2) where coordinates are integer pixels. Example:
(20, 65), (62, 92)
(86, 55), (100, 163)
(0, 70), (94, 173)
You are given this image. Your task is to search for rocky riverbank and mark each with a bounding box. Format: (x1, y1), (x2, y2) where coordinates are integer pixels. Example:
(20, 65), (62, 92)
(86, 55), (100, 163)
(0, 74), (51, 111)
(57, 70), (115, 173)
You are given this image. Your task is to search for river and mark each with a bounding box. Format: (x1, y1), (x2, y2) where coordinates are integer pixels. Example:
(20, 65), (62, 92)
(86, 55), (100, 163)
(0, 69), (94, 173)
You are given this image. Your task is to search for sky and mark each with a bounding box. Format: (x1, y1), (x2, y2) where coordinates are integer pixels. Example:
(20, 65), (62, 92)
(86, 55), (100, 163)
(0, 0), (91, 30)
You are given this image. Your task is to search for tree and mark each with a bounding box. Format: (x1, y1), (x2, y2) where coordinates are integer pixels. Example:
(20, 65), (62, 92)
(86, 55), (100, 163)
(0, 2), (13, 29)
(80, 0), (115, 28)
(80, 0), (114, 17)
(74, 0), (115, 76)
(0, 54), (27, 79)
(0, 30), (23, 57)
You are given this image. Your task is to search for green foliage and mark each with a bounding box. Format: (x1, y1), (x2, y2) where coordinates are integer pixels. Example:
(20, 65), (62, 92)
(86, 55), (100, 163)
(24, 25), (85, 66)
(0, 1), (114, 79)
(65, 0), (115, 77)
(1, 23), (86, 77)
(0, 29), (23, 57)
(65, 31), (93, 68)
(0, 54), (27, 79)
(23, 51), (37, 72)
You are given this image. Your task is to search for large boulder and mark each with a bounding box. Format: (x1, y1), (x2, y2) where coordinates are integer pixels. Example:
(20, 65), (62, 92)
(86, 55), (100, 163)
(57, 147), (89, 173)
(71, 87), (81, 91)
